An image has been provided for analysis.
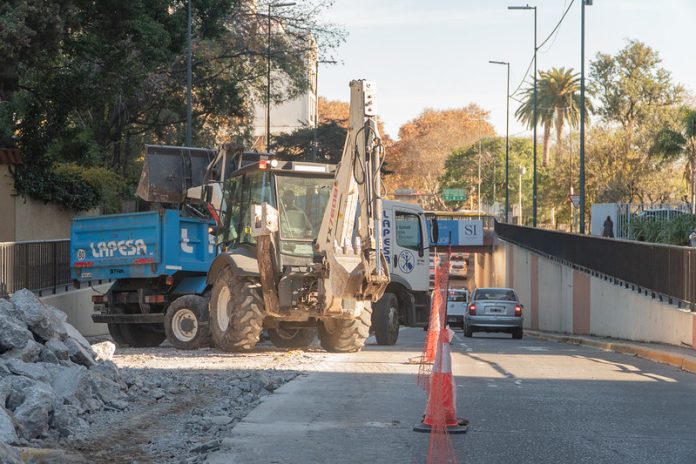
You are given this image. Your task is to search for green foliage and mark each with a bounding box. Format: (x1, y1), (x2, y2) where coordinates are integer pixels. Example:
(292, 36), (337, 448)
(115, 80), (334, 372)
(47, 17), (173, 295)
(55, 164), (129, 213)
(11, 166), (100, 212)
(630, 214), (696, 245)
(1, 0), (345, 211)
(441, 137), (533, 218)
(271, 121), (347, 164)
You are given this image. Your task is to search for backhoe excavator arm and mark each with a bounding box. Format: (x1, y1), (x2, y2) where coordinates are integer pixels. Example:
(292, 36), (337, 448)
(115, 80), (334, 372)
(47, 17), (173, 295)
(316, 80), (390, 309)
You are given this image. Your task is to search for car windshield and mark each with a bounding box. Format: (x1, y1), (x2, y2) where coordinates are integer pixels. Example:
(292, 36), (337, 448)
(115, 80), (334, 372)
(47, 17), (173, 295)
(474, 289), (517, 301)
(448, 291), (467, 302)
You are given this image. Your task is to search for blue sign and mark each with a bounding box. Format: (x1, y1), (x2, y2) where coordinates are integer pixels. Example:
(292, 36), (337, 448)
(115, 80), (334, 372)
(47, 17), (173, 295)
(427, 219), (484, 247)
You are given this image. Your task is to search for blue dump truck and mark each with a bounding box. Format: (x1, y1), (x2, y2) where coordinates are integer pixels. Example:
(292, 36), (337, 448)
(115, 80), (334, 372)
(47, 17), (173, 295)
(71, 145), (220, 349)
(71, 209), (216, 349)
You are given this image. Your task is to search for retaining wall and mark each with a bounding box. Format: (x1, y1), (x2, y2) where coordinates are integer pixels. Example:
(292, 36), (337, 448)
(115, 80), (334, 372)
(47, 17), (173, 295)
(491, 239), (696, 348)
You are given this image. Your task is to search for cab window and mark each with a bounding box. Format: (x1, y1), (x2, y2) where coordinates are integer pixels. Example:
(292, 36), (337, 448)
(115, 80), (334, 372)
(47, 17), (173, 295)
(396, 212), (423, 251)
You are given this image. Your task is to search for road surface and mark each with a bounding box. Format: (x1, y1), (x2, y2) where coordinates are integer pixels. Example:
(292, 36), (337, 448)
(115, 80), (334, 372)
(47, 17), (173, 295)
(208, 328), (696, 464)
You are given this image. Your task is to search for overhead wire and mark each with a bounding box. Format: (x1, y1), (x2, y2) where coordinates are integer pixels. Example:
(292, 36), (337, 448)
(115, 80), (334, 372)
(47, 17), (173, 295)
(509, 0), (577, 98)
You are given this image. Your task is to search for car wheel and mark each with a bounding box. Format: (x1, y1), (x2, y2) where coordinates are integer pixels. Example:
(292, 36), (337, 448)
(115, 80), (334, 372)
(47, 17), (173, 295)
(464, 325), (473, 338)
(512, 328), (523, 339)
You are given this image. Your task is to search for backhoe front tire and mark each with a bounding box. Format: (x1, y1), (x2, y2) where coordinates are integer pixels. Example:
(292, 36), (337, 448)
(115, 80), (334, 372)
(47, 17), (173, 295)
(268, 327), (317, 349)
(372, 293), (400, 346)
(209, 270), (265, 352)
(164, 295), (211, 350)
(318, 303), (372, 353)
(119, 324), (165, 348)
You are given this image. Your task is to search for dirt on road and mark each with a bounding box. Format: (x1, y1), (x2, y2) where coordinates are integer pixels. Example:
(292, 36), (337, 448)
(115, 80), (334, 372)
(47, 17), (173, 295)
(33, 342), (328, 464)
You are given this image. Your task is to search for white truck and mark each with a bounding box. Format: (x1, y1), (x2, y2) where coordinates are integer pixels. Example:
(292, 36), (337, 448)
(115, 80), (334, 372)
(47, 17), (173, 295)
(372, 200), (433, 345)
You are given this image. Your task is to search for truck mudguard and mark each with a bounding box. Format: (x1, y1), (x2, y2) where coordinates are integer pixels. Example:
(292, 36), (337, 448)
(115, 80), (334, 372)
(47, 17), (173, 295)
(207, 245), (260, 283)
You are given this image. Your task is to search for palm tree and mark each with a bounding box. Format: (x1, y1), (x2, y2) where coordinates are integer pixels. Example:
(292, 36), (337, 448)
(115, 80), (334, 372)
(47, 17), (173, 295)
(651, 109), (696, 212)
(515, 67), (590, 166)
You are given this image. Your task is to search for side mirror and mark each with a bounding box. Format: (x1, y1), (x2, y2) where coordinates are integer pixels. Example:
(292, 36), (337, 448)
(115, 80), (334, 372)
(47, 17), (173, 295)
(430, 218), (439, 244)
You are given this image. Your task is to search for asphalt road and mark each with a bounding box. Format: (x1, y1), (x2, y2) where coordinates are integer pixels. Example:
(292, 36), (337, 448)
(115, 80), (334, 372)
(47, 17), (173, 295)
(208, 328), (696, 464)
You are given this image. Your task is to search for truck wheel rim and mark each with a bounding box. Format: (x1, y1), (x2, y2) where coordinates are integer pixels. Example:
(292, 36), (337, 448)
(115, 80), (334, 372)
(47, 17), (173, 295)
(172, 308), (198, 342)
(217, 287), (231, 331)
(388, 305), (399, 335)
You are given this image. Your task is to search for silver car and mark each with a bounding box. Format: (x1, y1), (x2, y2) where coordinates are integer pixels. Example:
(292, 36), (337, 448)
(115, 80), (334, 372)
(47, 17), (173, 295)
(464, 287), (523, 339)
(445, 288), (470, 328)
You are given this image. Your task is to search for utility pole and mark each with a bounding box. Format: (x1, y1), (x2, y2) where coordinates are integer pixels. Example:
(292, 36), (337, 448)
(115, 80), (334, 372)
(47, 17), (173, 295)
(579, 0), (592, 233)
(489, 60), (510, 222)
(186, 0), (192, 146)
(508, 4), (537, 226)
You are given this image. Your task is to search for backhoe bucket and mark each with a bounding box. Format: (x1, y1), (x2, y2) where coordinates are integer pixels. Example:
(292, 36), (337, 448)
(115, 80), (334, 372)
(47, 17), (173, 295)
(136, 145), (217, 204)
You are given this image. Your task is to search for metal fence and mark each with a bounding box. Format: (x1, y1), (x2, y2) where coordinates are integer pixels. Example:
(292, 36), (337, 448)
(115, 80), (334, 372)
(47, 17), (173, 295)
(495, 221), (696, 306)
(0, 240), (72, 298)
(614, 203), (691, 239)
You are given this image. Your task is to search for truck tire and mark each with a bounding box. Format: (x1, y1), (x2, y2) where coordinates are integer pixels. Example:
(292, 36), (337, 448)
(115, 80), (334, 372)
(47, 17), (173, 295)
(318, 303), (372, 353)
(209, 269), (265, 352)
(107, 323), (130, 348)
(164, 295), (211, 350)
(268, 327), (317, 349)
(372, 293), (399, 346)
(119, 324), (166, 347)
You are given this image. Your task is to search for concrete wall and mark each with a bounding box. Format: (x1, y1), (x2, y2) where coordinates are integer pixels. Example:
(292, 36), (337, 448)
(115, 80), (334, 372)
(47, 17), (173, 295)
(0, 165), (16, 241)
(487, 240), (696, 349)
(0, 165), (100, 242)
(41, 284), (111, 337)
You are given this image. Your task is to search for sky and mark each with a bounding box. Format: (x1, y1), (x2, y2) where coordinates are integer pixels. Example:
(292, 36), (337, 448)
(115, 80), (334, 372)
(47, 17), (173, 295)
(317, 0), (696, 139)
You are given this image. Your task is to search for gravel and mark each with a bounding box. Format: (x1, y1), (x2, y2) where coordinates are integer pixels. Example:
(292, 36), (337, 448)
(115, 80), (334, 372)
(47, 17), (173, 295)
(1, 289), (324, 463)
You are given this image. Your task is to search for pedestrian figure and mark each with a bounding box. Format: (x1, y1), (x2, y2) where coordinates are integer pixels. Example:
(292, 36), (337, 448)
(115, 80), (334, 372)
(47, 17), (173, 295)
(602, 215), (614, 238)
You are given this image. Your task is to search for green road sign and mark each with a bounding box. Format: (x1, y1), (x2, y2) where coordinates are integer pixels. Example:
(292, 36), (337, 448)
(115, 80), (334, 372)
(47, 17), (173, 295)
(442, 188), (466, 202)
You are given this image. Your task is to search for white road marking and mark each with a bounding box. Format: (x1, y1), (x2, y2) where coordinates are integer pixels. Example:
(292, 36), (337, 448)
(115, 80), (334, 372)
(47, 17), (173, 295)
(523, 346), (549, 352)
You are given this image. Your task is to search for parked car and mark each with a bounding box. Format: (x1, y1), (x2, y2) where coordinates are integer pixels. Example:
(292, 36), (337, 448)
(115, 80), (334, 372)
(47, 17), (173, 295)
(445, 288), (470, 328)
(638, 208), (686, 221)
(464, 287), (523, 339)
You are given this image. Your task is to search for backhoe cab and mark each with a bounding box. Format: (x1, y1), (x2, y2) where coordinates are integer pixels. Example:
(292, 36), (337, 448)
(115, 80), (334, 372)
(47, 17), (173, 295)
(207, 80), (388, 353)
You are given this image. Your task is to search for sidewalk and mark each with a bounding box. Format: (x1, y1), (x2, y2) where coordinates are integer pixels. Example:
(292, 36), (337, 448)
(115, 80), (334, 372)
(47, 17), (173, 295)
(527, 330), (696, 375)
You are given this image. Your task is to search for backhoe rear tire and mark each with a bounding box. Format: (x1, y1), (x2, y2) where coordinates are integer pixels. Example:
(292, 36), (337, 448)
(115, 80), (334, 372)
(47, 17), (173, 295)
(268, 327), (317, 349)
(164, 295), (211, 350)
(372, 293), (399, 346)
(209, 269), (265, 352)
(318, 303), (372, 353)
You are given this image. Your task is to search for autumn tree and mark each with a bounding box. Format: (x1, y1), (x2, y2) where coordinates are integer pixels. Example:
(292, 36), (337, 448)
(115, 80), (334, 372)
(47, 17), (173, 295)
(386, 105), (495, 209)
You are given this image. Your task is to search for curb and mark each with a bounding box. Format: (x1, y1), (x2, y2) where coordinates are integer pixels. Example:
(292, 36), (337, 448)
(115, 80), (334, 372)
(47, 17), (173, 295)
(527, 330), (696, 376)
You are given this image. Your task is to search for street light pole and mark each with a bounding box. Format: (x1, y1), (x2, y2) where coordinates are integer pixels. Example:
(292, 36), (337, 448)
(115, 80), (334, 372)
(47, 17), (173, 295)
(313, 59), (336, 162)
(266, 2), (296, 153)
(186, 0), (192, 146)
(508, 4), (537, 227)
(490, 60), (510, 222)
(579, 0), (591, 233)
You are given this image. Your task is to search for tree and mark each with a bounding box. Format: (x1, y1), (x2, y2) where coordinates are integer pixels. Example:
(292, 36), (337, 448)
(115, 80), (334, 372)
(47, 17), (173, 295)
(441, 137), (533, 220)
(387, 106), (494, 209)
(0, 0), (345, 210)
(590, 40), (683, 142)
(515, 67), (588, 166)
(650, 109), (696, 211)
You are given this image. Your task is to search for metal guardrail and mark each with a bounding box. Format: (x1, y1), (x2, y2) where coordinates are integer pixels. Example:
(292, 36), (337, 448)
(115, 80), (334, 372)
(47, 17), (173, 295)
(495, 221), (696, 306)
(0, 239), (71, 298)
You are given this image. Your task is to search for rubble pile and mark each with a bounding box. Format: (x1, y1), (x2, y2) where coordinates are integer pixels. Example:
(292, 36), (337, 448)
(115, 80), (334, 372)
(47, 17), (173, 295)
(0, 290), (127, 446)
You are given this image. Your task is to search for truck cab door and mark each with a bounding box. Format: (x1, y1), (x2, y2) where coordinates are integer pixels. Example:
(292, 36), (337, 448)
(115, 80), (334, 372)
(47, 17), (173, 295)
(390, 209), (429, 292)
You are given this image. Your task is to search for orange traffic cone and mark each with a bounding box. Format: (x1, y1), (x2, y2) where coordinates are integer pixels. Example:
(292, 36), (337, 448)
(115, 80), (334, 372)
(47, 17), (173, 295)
(414, 334), (468, 434)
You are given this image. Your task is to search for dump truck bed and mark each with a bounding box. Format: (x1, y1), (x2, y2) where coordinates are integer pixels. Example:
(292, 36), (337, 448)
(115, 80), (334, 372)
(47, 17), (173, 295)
(71, 210), (215, 282)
